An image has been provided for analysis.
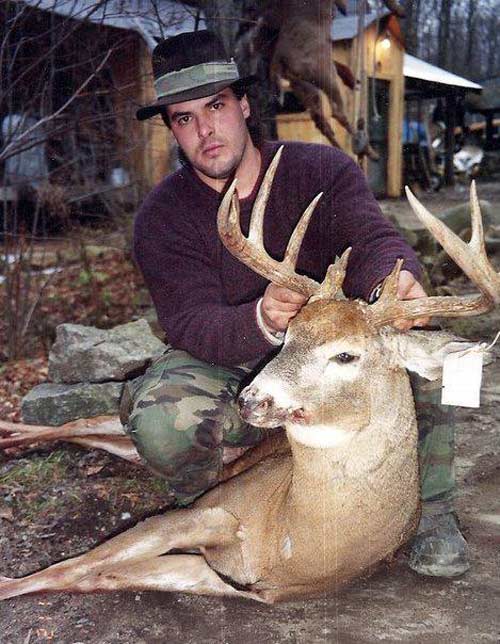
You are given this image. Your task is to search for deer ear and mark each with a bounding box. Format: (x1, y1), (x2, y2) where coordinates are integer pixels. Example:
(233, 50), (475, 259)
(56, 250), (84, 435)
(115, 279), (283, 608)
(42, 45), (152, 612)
(381, 329), (484, 381)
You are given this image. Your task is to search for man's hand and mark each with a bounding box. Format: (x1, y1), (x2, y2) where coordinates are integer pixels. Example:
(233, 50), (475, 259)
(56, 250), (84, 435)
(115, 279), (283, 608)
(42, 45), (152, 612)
(393, 270), (430, 331)
(261, 272), (428, 334)
(261, 284), (308, 333)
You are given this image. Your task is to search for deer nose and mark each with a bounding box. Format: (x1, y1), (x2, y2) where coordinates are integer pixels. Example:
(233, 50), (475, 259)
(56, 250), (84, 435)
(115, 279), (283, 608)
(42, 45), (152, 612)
(238, 387), (274, 421)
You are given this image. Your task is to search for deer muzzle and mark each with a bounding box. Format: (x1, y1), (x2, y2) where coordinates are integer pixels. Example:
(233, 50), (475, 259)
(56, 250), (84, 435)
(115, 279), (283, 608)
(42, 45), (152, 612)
(238, 385), (305, 428)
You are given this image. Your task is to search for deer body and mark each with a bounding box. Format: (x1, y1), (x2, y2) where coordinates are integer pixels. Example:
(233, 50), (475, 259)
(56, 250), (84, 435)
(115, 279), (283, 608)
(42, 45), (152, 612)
(1, 148), (498, 603)
(195, 300), (419, 601)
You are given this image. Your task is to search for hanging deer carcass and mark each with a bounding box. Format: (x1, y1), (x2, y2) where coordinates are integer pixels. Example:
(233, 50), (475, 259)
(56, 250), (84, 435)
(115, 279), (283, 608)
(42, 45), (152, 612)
(239, 0), (404, 160)
(1, 147), (498, 603)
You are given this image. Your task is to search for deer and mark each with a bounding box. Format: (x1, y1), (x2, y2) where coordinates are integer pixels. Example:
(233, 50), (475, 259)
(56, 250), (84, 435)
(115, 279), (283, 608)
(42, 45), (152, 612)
(0, 147), (498, 603)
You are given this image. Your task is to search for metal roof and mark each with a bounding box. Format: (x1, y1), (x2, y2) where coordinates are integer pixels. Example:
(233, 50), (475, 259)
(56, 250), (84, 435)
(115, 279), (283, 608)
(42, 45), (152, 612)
(331, 7), (390, 41)
(15, 0), (202, 49)
(404, 54), (482, 91)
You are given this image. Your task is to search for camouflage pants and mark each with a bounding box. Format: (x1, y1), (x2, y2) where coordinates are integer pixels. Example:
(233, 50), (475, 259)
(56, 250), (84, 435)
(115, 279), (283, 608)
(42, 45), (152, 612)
(122, 348), (456, 509)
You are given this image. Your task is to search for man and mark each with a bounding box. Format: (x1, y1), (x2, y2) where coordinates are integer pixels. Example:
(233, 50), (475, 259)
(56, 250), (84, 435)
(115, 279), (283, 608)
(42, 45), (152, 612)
(128, 30), (469, 578)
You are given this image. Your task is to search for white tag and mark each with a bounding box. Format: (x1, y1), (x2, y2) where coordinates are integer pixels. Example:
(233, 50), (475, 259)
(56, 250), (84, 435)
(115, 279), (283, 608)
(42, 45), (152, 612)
(441, 349), (484, 408)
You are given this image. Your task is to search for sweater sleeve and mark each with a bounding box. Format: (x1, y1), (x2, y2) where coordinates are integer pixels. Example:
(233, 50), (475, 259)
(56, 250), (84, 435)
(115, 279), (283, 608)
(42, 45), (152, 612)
(133, 202), (276, 367)
(325, 157), (422, 300)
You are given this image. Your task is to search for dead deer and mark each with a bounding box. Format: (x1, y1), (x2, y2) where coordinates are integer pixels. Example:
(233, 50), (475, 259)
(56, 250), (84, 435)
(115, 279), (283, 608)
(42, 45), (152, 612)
(1, 147), (498, 603)
(242, 0), (404, 160)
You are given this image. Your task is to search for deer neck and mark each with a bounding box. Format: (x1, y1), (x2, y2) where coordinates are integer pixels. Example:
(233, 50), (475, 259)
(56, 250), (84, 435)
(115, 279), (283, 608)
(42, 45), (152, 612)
(284, 368), (417, 514)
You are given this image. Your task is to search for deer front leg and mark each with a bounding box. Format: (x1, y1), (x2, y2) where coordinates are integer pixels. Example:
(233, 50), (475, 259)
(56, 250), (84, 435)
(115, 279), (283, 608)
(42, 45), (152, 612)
(289, 77), (343, 148)
(305, 64), (354, 134)
(0, 507), (241, 600)
(300, 63), (381, 161)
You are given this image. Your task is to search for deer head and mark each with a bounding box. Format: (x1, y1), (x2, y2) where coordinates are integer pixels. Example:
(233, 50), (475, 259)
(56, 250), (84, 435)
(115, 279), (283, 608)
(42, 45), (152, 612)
(218, 147), (499, 449)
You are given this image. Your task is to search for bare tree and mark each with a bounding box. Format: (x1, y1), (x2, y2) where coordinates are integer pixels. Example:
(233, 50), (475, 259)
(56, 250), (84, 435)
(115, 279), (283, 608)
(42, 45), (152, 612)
(437, 0), (452, 69)
(485, 12), (499, 78)
(401, 0), (421, 55)
(0, 1), (138, 359)
(465, 0), (479, 73)
(400, 0), (496, 81)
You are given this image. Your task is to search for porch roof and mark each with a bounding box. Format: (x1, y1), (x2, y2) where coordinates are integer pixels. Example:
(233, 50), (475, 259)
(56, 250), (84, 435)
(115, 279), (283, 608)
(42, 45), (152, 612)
(404, 54), (482, 92)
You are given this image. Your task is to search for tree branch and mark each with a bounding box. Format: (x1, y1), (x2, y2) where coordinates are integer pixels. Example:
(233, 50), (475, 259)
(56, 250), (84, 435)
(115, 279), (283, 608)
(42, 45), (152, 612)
(0, 48), (113, 164)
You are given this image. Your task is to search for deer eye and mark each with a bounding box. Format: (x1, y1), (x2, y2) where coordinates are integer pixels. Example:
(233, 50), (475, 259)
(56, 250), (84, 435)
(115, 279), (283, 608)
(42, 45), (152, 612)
(332, 352), (359, 364)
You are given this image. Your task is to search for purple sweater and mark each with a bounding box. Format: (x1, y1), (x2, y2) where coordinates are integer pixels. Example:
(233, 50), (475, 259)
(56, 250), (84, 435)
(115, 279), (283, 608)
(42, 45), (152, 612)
(134, 141), (421, 366)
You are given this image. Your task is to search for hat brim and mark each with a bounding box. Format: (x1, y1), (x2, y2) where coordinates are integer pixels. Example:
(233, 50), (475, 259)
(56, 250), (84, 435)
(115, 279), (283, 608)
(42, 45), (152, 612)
(136, 76), (257, 121)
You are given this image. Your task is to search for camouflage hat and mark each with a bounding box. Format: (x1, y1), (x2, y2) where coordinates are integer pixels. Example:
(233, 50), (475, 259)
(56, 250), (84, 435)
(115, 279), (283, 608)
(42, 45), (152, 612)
(136, 30), (256, 121)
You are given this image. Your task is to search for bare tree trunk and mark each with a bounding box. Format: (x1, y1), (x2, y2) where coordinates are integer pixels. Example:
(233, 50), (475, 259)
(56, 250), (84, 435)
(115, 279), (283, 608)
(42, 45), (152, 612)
(465, 0), (478, 77)
(401, 0), (421, 56)
(200, 0), (246, 52)
(486, 13), (499, 78)
(437, 0), (452, 68)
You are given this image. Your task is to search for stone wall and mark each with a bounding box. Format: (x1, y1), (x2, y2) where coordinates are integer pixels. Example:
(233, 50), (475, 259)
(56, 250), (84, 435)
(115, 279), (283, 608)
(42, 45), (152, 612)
(22, 320), (167, 426)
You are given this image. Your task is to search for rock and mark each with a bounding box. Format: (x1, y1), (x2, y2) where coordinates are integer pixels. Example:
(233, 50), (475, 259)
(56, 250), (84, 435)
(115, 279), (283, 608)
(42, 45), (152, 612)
(48, 319), (166, 384)
(438, 199), (494, 232)
(21, 382), (125, 426)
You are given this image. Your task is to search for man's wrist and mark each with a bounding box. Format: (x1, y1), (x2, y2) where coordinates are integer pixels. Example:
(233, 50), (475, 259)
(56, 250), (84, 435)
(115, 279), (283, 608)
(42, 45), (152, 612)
(368, 281), (383, 304)
(256, 298), (285, 346)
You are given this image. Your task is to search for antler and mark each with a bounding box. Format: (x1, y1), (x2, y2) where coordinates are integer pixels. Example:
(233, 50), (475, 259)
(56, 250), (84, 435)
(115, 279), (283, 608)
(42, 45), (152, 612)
(217, 147), (365, 303)
(217, 146), (322, 298)
(369, 182), (500, 327)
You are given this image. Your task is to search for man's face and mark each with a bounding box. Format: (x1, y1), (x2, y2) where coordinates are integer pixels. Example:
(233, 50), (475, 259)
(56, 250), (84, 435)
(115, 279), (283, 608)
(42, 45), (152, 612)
(166, 88), (252, 181)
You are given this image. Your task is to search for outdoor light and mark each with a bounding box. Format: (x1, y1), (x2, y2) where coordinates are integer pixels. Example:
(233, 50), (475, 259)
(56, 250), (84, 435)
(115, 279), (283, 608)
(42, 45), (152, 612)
(380, 35), (391, 50)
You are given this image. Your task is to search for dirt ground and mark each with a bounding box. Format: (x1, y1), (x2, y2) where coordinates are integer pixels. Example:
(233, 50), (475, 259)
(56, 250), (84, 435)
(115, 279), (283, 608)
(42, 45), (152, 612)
(1, 183), (499, 643)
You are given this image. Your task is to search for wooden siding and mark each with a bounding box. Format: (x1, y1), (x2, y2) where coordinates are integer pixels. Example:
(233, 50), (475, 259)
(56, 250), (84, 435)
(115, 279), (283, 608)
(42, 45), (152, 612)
(112, 36), (172, 192)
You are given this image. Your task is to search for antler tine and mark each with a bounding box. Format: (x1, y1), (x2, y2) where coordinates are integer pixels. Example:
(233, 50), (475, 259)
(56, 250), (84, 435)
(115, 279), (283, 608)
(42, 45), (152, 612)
(375, 259), (404, 303)
(217, 177), (245, 250)
(366, 259), (404, 323)
(309, 247), (352, 303)
(248, 145), (284, 245)
(469, 180), (486, 257)
(217, 149), (321, 297)
(283, 192), (323, 269)
(405, 185), (500, 304)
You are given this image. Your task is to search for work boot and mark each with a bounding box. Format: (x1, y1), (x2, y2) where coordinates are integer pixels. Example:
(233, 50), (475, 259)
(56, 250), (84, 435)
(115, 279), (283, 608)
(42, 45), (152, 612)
(409, 512), (470, 577)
